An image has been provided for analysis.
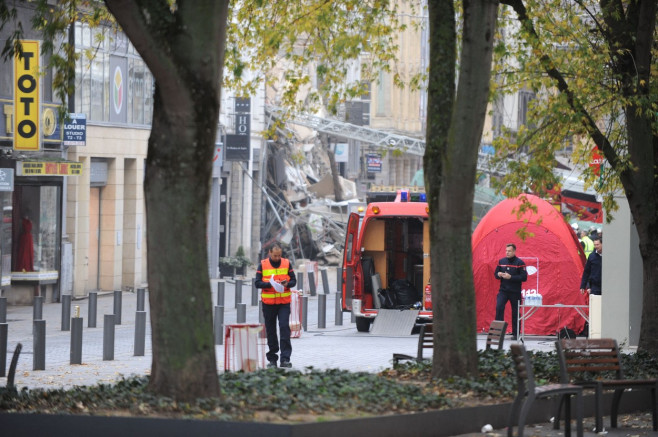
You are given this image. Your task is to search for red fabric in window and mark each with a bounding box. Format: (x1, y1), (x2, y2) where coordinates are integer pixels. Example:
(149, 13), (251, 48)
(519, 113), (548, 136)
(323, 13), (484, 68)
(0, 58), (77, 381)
(16, 217), (34, 272)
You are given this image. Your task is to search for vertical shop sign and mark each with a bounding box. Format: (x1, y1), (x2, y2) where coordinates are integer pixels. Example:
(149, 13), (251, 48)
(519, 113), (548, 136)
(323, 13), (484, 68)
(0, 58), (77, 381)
(14, 40), (40, 151)
(109, 56), (127, 123)
(226, 97), (250, 161)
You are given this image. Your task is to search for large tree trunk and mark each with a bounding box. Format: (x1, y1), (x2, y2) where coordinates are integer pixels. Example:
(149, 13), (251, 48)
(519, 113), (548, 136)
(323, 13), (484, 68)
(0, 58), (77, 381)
(425, 0), (455, 375)
(105, 0), (230, 399)
(429, 0), (499, 379)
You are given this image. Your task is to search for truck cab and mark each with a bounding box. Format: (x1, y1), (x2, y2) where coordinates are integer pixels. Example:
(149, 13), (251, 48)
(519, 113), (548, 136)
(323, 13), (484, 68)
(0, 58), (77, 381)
(341, 189), (432, 332)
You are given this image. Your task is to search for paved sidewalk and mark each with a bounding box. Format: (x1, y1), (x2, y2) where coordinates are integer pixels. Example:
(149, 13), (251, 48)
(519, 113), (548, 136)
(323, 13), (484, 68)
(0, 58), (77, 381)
(1, 269), (655, 435)
(0, 269), (556, 390)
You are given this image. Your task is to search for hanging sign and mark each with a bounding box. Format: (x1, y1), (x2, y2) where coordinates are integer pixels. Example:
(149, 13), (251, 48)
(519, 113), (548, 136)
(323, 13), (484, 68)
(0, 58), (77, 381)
(63, 113), (87, 146)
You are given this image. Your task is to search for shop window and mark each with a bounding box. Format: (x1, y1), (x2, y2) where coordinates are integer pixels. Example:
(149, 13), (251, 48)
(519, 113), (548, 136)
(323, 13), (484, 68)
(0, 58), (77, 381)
(12, 185), (61, 273)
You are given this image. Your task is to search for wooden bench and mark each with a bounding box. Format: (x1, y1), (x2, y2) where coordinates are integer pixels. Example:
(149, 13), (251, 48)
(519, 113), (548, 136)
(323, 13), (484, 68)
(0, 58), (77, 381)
(392, 323), (433, 365)
(556, 338), (658, 433)
(486, 320), (508, 350)
(509, 343), (583, 437)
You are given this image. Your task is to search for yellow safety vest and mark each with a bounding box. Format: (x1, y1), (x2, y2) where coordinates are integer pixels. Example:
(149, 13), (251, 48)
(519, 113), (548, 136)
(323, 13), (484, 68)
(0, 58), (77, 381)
(260, 258), (292, 304)
(581, 236), (594, 259)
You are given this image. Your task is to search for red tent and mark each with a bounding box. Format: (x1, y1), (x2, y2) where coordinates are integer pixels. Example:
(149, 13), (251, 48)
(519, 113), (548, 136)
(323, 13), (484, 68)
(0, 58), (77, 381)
(472, 194), (587, 336)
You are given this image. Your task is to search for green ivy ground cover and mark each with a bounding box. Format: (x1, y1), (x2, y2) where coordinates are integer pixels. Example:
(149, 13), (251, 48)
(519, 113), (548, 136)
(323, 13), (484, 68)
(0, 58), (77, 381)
(1, 349), (656, 422)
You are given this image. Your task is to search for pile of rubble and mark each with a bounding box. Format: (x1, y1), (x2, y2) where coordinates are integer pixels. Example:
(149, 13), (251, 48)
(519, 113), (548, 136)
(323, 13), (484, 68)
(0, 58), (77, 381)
(259, 124), (359, 267)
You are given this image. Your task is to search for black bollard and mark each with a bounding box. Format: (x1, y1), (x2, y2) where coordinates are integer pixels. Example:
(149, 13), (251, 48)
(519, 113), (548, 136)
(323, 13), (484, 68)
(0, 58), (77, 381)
(321, 269), (330, 294)
(88, 291), (98, 328)
(0, 322), (7, 376)
(335, 291), (343, 326)
(33, 296), (43, 320)
(251, 278), (258, 306)
(318, 294), (326, 328)
(217, 281), (225, 307)
(33, 319), (46, 370)
(136, 288), (146, 311)
(70, 313), (83, 364)
(235, 279), (243, 308)
(61, 295), (71, 331)
(302, 295), (309, 331)
(103, 314), (115, 361)
(214, 306), (224, 345)
(0, 296), (6, 323)
(298, 274), (304, 293)
(113, 290), (122, 325)
(134, 311), (146, 356)
(308, 271), (317, 296)
(237, 303), (246, 323)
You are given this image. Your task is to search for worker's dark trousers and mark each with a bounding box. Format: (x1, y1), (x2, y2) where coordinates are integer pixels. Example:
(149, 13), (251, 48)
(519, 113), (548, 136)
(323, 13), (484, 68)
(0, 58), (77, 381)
(262, 303), (292, 363)
(495, 291), (521, 339)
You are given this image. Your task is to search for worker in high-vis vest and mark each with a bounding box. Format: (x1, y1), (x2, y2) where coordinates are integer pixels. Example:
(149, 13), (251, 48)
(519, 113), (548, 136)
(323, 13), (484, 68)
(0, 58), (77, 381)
(579, 230), (594, 258)
(255, 242), (297, 368)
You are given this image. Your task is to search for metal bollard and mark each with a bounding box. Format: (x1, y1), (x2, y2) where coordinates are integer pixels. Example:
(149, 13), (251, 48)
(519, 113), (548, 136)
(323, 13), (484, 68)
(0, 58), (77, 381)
(88, 291), (98, 328)
(134, 311), (146, 356)
(251, 278), (258, 306)
(321, 269), (330, 294)
(0, 323), (7, 376)
(302, 296), (308, 331)
(136, 288), (146, 311)
(335, 292), (343, 326)
(0, 296), (6, 323)
(318, 294), (326, 328)
(33, 319), (46, 370)
(113, 290), (122, 325)
(70, 310), (83, 364)
(237, 303), (246, 323)
(298, 274), (304, 293)
(351, 307), (356, 323)
(214, 306), (224, 345)
(308, 271), (317, 296)
(336, 268), (342, 294)
(61, 294), (71, 331)
(103, 314), (115, 360)
(33, 296), (43, 320)
(235, 279), (243, 308)
(217, 281), (225, 306)
(258, 301), (264, 324)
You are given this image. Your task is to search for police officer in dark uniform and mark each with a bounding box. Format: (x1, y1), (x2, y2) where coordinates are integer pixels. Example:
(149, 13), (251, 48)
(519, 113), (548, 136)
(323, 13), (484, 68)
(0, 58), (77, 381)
(580, 236), (602, 295)
(494, 243), (527, 340)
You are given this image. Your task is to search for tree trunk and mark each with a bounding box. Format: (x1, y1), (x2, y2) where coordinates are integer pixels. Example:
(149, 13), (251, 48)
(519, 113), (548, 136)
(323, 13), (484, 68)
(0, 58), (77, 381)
(323, 134), (344, 202)
(105, 0), (230, 399)
(425, 0), (455, 375)
(429, 0), (499, 379)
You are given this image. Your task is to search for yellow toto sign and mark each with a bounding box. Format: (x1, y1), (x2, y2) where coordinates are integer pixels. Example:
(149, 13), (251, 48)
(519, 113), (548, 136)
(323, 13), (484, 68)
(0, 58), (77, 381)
(14, 40), (40, 151)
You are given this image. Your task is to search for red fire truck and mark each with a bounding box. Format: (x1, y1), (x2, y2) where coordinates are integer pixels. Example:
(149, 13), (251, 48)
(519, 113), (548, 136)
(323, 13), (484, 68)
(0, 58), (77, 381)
(341, 189), (432, 332)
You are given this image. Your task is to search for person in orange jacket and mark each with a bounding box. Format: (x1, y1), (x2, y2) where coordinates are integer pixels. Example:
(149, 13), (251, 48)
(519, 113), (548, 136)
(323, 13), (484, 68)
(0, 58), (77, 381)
(255, 242), (297, 368)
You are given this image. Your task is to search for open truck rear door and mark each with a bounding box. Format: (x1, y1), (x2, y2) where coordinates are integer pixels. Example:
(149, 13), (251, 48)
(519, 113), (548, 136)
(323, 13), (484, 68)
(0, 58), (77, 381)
(342, 212), (361, 311)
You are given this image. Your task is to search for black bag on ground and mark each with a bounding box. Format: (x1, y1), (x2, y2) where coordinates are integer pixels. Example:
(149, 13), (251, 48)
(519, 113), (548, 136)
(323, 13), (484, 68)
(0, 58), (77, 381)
(378, 288), (397, 309)
(390, 279), (419, 306)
